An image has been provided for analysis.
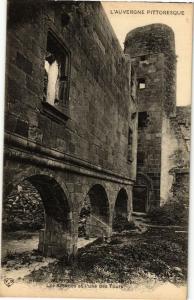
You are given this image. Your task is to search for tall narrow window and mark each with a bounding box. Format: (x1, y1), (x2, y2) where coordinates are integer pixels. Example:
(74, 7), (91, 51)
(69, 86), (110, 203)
(44, 32), (70, 108)
(127, 128), (133, 162)
(130, 66), (136, 101)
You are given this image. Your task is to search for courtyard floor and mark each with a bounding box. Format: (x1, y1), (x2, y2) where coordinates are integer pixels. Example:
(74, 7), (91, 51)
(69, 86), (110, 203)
(1, 227), (188, 291)
(2, 231), (97, 259)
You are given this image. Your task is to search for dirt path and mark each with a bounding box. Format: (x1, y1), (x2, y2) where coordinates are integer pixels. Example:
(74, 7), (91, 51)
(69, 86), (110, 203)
(2, 231), (97, 259)
(2, 231), (97, 282)
(2, 233), (39, 259)
(1, 257), (57, 281)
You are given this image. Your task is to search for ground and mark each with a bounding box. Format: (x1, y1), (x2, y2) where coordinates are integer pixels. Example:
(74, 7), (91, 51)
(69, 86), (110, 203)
(2, 226), (187, 290)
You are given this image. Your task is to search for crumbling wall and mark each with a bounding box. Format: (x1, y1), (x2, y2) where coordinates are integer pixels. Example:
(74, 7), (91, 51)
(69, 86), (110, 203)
(161, 106), (190, 205)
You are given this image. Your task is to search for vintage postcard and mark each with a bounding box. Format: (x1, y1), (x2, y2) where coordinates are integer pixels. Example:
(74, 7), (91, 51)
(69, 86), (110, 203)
(0, 0), (193, 299)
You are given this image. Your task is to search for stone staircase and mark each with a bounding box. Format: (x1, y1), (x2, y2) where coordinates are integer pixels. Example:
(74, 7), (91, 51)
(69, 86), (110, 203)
(132, 212), (151, 233)
(86, 214), (111, 238)
(132, 212), (188, 233)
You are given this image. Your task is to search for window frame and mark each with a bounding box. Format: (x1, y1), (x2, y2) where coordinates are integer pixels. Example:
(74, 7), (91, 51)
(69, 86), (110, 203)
(42, 30), (71, 124)
(137, 78), (146, 90)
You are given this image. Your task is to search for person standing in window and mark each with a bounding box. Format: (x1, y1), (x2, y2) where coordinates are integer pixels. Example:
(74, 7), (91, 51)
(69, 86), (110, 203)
(44, 51), (60, 106)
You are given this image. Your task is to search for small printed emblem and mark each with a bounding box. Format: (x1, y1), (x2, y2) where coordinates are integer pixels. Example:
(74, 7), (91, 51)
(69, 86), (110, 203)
(4, 278), (14, 287)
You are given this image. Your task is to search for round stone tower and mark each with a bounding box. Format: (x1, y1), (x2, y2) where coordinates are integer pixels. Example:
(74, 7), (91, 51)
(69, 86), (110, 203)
(125, 23), (175, 55)
(124, 24), (176, 211)
(125, 23), (176, 117)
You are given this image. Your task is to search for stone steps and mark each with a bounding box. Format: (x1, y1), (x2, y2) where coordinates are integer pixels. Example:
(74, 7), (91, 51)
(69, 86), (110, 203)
(132, 212), (188, 233)
(132, 212), (152, 233)
(132, 212), (151, 224)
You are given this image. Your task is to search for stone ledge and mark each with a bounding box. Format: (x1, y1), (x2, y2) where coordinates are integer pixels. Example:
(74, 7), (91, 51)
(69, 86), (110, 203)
(4, 132), (134, 185)
(42, 101), (70, 124)
(5, 132), (134, 183)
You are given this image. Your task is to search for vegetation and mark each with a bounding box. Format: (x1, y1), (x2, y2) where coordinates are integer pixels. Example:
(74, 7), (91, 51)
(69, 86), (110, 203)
(148, 200), (188, 226)
(14, 228), (187, 287)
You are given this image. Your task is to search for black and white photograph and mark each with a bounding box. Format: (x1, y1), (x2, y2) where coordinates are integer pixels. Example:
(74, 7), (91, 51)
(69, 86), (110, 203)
(0, 1), (193, 299)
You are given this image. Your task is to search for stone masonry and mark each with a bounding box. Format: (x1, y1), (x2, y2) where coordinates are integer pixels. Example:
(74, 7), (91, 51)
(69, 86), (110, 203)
(125, 24), (177, 212)
(3, 1), (190, 258)
(4, 0), (136, 258)
(125, 24), (190, 212)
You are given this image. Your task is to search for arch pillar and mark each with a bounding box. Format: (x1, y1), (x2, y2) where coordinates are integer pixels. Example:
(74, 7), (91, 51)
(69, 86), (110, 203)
(126, 186), (133, 221)
(27, 175), (73, 258)
(38, 214), (73, 258)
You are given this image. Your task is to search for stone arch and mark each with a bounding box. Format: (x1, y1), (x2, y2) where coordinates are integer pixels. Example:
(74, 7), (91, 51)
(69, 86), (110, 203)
(114, 188), (128, 218)
(112, 188), (129, 231)
(3, 166), (73, 211)
(3, 167), (75, 258)
(28, 175), (71, 228)
(79, 184), (111, 238)
(88, 184), (110, 224)
(133, 173), (153, 213)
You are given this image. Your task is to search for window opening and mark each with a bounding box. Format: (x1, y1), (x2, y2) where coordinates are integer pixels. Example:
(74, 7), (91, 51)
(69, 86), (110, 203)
(140, 55), (146, 61)
(138, 78), (146, 89)
(130, 66), (136, 100)
(44, 32), (70, 107)
(127, 127), (133, 162)
(138, 111), (149, 128)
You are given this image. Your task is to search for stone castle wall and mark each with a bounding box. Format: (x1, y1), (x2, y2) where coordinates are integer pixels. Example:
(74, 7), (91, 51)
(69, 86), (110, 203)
(4, 1), (136, 257)
(5, 0), (136, 180)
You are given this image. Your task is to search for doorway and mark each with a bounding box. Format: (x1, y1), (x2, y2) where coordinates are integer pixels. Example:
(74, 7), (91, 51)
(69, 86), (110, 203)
(133, 185), (148, 213)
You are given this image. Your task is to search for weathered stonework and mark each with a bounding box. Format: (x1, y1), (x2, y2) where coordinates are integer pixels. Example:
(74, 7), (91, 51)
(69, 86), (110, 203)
(4, 0), (136, 257)
(161, 106), (190, 205)
(3, 2), (190, 257)
(125, 24), (190, 211)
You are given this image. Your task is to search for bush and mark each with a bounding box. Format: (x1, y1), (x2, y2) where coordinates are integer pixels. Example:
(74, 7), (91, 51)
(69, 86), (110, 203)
(148, 198), (188, 226)
(3, 180), (45, 232)
(113, 215), (136, 232)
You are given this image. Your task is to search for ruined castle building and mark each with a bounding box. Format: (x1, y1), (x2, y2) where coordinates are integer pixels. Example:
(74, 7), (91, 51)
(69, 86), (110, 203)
(4, 1), (138, 257)
(124, 24), (190, 212)
(125, 24), (176, 211)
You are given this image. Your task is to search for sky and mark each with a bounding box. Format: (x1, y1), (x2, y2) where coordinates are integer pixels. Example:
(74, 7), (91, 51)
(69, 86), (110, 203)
(102, 2), (193, 106)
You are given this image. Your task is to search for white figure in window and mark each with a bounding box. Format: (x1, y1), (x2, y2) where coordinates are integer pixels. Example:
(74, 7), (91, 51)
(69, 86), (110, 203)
(44, 52), (61, 105)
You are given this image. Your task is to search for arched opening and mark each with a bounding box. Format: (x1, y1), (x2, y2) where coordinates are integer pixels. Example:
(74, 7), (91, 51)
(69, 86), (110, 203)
(133, 173), (152, 213)
(113, 188), (129, 232)
(2, 175), (72, 259)
(2, 179), (45, 259)
(78, 184), (110, 242)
